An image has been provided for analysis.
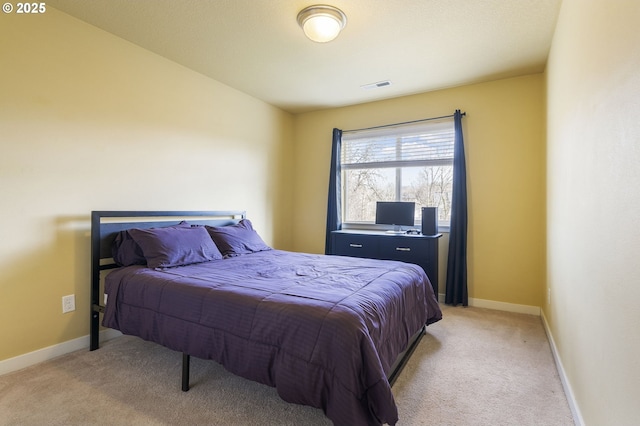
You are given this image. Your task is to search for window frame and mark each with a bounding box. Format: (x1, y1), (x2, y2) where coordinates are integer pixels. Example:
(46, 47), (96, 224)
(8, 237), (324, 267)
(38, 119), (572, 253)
(340, 118), (455, 232)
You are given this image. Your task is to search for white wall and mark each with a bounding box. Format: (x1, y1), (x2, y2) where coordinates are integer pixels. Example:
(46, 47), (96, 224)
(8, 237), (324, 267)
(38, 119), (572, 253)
(545, 0), (640, 424)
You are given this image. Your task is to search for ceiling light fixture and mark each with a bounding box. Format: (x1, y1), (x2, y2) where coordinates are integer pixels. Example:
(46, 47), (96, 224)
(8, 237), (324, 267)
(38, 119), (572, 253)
(297, 5), (347, 43)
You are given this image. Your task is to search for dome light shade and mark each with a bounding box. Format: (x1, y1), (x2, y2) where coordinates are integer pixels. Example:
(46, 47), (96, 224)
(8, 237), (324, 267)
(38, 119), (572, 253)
(297, 5), (347, 43)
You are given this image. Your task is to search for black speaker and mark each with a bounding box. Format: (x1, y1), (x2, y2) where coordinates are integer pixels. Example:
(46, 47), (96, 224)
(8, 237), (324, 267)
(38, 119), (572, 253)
(421, 207), (438, 236)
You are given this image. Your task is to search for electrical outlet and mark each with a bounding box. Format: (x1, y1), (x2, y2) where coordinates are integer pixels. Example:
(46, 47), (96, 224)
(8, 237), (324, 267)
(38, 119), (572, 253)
(547, 288), (551, 305)
(62, 294), (75, 313)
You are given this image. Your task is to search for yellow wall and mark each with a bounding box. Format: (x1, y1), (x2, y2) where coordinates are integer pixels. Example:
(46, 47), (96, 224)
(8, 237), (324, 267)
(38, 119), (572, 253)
(293, 75), (546, 306)
(545, 0), (640, 424)
(0, 9), (293, 361)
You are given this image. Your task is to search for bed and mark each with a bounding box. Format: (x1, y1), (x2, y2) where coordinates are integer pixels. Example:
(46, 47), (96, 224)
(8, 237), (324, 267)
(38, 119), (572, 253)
(90, 211), (442, 426)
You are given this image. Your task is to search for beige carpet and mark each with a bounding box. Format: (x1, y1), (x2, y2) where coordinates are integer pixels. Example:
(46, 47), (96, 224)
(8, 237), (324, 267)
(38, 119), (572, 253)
(0, 306), (574, 425)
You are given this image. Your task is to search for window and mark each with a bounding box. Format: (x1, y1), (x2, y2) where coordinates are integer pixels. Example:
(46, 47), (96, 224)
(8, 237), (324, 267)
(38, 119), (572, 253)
(341, 117), (455, 226)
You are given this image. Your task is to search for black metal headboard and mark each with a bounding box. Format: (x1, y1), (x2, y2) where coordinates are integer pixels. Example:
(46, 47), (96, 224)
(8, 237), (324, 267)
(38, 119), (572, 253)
(89, 210), (246, 350)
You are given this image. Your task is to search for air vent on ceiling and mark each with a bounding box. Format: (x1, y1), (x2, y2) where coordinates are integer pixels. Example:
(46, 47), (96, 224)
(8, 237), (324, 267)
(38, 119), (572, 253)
(361, 80), (392, 90)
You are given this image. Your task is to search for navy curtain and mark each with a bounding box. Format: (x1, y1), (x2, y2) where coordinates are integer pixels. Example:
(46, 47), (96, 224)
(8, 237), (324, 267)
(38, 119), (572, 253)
(325, 128), (343, 254)
(445, 110), (468, 306)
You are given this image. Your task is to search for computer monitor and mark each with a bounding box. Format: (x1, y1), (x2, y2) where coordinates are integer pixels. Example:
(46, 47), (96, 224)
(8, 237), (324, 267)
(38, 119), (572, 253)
(375, 201), (415, 228)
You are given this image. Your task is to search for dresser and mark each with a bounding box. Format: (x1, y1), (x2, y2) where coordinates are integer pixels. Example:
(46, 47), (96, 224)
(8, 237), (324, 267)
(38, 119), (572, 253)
(330, 230), (442, 295)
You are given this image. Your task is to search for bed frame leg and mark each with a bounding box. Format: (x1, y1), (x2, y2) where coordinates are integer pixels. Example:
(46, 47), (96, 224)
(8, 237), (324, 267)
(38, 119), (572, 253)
(89, 304), (104, 351)
(89, 310), (100, 351)
(388, 325), (426, 386)
(182, 353), (190, 391)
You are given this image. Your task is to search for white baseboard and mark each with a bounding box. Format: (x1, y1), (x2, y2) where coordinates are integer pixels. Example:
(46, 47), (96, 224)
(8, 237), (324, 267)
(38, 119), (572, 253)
(438, 293), (541, 316)
(468, 297), (541, 316)
(540, 310), (584, 426)
(0, 329), (122, 376)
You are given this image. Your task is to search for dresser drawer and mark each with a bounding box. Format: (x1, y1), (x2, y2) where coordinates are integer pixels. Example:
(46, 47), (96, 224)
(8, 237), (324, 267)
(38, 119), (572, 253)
(379, 237), (429, 265)
(332, 233), (378, 258)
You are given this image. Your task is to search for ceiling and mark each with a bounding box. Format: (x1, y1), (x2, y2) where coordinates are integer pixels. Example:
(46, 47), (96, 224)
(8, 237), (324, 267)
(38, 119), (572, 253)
(47, 0), (562, 114)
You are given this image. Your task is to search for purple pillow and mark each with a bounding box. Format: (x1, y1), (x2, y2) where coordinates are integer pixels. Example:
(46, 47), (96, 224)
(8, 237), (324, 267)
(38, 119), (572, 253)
(128, 225), (223, 269)
(111, 230), (146, 266)
(112, 221), (190, 267)
(205, 219), (271, 257)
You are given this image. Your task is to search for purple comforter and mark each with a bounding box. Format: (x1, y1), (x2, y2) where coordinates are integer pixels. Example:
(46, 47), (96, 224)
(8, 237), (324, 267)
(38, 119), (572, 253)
(103, 250), (441, 425)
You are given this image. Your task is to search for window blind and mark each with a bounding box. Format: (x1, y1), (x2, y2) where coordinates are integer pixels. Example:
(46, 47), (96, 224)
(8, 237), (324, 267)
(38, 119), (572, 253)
(341, 118), (454, 168)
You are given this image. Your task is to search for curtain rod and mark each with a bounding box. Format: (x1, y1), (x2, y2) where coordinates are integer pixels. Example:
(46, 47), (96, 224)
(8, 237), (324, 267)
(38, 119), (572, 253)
(343, 111), (466, 134)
